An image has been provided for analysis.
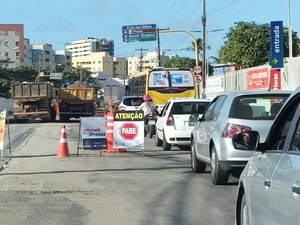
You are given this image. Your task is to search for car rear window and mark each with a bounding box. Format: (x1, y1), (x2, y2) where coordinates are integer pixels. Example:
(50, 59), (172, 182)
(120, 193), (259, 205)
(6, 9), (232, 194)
(171, 102), (210, 115)
(123, 97), (143, 106)
(229, 94), (290, 120)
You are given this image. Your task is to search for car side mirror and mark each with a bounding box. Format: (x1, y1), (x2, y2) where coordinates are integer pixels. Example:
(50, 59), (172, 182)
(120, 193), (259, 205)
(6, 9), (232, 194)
(232, 131), (260, 151)
(198, 115), (204, 122)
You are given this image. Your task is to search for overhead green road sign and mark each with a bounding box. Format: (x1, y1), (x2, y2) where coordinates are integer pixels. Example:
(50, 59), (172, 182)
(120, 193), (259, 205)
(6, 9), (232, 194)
(122, 24), (157, 42)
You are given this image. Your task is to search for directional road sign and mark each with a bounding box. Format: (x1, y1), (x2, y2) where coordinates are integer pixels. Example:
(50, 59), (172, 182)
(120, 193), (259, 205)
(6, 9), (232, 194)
(122, 24), (157, 42)
(270, 21), (283, 68)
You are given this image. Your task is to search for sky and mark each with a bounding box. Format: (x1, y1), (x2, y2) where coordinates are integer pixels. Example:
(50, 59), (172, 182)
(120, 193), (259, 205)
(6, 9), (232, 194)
(1, 0), (299, 61)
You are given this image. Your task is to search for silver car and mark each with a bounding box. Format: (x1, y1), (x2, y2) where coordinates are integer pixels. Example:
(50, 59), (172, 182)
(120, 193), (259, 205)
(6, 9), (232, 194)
(234, 87), (300, 225)
(191, 90), (292, 185)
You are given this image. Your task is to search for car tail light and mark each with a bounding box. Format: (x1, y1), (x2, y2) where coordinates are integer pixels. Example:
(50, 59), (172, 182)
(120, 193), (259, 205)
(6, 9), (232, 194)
(222, 123), (251, 138)
(118, 106), (126, 111)
(166, 115), (174, 126)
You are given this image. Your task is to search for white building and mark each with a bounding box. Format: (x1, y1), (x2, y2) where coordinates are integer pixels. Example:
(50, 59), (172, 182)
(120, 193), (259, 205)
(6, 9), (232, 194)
(127, 51), (169, 76)
(71, 51), (114, 77)
(65, 37), (114, 58)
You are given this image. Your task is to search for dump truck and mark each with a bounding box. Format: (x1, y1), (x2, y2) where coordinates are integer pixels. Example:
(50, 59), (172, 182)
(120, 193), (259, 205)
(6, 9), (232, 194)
(11, 82), (56, 122)
(57, 82), (95, 122)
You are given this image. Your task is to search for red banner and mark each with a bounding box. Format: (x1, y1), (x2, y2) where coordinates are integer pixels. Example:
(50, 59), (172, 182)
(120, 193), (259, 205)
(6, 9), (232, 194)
(247, 68), (269, 90)
(269, 69), (281, 90)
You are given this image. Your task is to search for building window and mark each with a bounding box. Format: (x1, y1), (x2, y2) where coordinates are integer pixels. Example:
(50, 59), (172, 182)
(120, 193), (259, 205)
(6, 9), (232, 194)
(4, 41), (8, 47)
(16, 52), (19, 56)
(15, 41), (19, 47)
(15, 31), (19, 36)
(5, 52), (9, 57)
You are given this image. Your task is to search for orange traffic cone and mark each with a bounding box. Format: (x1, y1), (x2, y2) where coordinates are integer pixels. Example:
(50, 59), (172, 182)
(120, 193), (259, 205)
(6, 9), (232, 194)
(57, 125), (70, 157)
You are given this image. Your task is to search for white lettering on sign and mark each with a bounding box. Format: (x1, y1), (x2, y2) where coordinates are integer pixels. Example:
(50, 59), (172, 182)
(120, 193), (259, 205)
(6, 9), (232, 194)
(273, 26), (280, 53)
(121, 127), (137, 134)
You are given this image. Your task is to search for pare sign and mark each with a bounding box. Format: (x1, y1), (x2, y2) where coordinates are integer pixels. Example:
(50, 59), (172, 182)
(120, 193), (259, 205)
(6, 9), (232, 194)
(120, 123), (138, 140)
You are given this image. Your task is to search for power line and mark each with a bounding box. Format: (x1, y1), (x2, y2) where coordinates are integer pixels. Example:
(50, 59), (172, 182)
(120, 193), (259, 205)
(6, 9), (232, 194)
(208, 0), (240, 16)
(181, 0), (203, 25)
(158, 0), (179, 26)
(165, 0), (187, 26)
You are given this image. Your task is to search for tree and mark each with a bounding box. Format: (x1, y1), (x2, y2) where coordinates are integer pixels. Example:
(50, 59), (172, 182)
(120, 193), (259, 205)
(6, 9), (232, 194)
(219, 21), (300, 69)
(161, 57), (197, 69)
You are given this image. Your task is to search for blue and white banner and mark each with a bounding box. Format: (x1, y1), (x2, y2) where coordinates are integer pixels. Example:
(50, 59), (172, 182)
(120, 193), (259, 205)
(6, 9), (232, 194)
(270, 21), (283, 68)
(81, 117), (107, 150)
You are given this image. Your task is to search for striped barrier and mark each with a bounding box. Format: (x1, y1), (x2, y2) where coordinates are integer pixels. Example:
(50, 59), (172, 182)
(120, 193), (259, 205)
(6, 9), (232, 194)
(102, 111), (126, 153)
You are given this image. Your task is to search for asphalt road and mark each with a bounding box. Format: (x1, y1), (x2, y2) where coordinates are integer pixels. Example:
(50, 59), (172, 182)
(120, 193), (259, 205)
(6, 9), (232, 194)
(0, 121), (237, 225)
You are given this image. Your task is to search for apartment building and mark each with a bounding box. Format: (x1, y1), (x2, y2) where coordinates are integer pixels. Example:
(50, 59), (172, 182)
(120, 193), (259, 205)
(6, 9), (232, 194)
(127, 51), (169, 76)
(0, 24), (25, 68)
(72, 51), (114, 77)
(55, 50), (72, 67)
(32, 43), (56, 71)
(24, 38), (32, 66)
(113, 56), (127, 79)
(65, 37), (114, 58)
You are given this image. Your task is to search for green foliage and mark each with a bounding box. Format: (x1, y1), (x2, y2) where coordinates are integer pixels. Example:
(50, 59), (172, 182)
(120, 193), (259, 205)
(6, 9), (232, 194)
(161, 57), (197, 69)
(62, 67), (95, 83)
(0, 78), (11, 97)
(0, 66), (39, 97)
(219, 21), (300, 69)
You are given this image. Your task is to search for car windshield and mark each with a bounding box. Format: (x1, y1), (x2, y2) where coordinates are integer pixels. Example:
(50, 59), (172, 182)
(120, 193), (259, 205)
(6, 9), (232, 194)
(123, 97), (143, 106)
(171, 102), (210, 115)
(229, 94), (290, 120)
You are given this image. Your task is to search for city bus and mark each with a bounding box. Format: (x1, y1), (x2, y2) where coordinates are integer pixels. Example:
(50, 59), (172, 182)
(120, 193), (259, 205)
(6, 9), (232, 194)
(127, 68), (196, 110)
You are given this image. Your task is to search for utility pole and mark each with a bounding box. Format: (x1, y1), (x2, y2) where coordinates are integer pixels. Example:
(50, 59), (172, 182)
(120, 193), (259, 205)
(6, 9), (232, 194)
(288, 0), (292, 59)
(202, 0), (207, 99)
(157, 28), (170, 67)
(157, 29), (161, 66)
(135, 48), (148, 72)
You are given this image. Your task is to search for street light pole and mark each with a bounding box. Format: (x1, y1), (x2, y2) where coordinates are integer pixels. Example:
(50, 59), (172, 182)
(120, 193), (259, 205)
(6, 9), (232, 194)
(288, 0), (293, 59)
(159, 29), (200, 66)
(158, 29), (200, 98)
(202, 0), (207, 99)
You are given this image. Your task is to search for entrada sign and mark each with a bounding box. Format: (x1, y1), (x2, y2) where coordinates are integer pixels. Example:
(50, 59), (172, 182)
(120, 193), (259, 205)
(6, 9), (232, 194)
(270, 21), (283, 68)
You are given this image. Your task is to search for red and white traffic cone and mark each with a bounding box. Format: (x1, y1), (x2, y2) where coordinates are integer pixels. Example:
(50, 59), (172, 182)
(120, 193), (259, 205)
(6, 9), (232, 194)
(57, 125), (70, 157)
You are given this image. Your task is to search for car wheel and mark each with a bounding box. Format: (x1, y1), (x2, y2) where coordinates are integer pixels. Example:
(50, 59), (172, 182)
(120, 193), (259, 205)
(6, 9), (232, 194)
(155, 129), (162, 146)
(238, 192), (249, 225)
(162, 132), (171, 151)
(210, 146), (229, 185)
(191, 140), (206, 173)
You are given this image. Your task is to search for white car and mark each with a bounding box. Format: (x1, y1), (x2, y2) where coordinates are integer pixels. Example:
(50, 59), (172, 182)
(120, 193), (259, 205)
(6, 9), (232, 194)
(118, 96), (144, 111)
(155, 98), (210, 150)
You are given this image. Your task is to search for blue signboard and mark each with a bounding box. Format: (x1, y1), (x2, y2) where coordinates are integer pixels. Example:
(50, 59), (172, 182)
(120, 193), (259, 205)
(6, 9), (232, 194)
(270, 21), (283, 68)
(122, 24), (157, 42)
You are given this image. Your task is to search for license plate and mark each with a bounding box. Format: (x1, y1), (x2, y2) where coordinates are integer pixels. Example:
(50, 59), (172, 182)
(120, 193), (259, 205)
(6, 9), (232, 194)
(149, 120), (155, 125)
